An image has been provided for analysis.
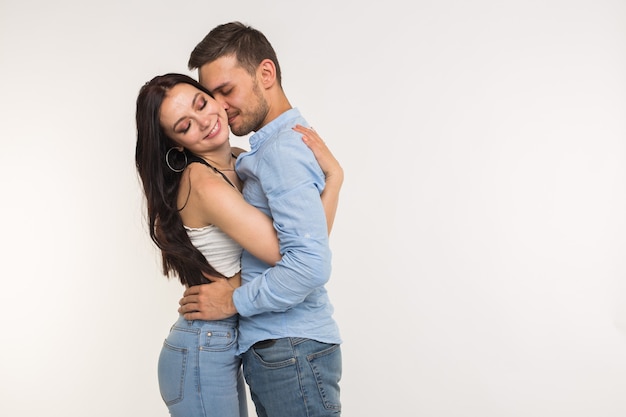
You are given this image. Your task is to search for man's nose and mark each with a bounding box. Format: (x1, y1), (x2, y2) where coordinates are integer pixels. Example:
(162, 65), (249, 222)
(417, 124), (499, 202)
(215, 97), (228, 110)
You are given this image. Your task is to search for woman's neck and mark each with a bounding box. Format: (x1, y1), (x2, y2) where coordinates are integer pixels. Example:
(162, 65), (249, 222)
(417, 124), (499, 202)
(196, 147), (235, 172)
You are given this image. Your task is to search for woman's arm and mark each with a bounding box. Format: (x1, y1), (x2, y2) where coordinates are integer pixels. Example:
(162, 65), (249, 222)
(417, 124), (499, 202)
(182, 165), (282, 266)
(293, 125), (344, 235)
(177, 135), (343, 320)
(182, 128), (342, 265)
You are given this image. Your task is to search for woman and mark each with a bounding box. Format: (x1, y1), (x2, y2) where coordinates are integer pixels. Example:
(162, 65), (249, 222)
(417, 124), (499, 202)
(134, 73), (343, 417)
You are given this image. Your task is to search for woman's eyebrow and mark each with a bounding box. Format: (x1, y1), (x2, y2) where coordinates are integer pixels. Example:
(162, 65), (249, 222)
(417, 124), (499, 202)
(173, 92), (202, 131)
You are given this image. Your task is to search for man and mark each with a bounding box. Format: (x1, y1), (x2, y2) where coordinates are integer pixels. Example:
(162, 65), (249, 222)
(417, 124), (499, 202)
(179, 22), (342, 417)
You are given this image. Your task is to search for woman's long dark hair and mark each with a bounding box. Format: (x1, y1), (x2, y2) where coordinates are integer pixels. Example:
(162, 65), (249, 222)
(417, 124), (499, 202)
(135, 73), (224, 286)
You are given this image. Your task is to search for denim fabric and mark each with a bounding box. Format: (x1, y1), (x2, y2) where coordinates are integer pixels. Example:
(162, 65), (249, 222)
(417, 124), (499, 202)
(233, 108), (342, 354)
(157, 315), (248, 417)
(242, 337), (342, 417)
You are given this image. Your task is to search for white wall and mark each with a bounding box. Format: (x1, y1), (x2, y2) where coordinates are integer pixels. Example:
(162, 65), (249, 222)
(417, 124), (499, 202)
(1, 1), (625, 416)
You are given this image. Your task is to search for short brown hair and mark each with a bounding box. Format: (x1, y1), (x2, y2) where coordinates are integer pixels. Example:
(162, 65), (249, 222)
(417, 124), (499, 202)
(188, 21), (282, 85)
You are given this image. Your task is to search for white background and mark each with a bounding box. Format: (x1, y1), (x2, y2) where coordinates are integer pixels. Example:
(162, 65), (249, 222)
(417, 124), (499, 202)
(1, 1), (625, 416)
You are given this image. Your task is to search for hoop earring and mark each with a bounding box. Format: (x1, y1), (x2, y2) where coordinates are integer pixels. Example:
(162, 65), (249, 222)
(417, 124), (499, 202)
(165, 147), (187, 173)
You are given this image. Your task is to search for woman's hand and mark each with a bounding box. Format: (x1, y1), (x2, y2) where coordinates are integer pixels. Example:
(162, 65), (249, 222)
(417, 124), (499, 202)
(293, 124), (344, 186)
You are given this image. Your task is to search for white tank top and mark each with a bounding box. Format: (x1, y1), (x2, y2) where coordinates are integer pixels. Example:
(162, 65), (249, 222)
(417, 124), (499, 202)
(184, 224), (242, 278)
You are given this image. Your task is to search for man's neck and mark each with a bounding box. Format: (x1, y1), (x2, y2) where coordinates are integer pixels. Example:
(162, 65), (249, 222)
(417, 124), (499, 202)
(262, 91), (292, 128)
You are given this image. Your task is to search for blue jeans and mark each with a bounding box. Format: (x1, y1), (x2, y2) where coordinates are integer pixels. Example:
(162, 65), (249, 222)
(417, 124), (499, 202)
(157, 315), (248, 417)
(242, 337), (342, 417)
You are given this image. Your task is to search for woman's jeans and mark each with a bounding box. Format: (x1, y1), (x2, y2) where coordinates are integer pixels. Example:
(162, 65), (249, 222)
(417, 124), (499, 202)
(242, 337), (342, 417)
(157, 315), (248, 417)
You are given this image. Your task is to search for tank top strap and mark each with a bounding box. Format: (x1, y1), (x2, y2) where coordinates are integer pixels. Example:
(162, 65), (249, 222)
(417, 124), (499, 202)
(187, 154), (237, 189)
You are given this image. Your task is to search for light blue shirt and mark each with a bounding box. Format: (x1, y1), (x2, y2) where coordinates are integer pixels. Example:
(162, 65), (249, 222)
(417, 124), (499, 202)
(233, 108), (342, 354)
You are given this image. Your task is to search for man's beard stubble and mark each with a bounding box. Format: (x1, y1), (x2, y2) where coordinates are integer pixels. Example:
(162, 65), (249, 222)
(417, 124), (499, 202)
(230, 82), (270, 136)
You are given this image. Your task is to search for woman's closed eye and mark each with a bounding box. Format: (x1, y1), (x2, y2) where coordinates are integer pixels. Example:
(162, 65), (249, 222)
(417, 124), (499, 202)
(174, 120), (191, 134)
(197, 97), (207, 111)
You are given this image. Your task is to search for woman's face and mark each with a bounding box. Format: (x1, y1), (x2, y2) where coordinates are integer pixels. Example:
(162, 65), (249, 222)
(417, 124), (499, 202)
(159, 83), (230, 153)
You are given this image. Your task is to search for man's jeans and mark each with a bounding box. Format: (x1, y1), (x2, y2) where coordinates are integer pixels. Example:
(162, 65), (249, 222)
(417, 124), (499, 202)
(242, 337), (342, 417)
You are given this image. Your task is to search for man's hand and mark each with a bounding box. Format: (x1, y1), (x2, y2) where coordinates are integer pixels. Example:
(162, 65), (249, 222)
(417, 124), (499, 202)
(178, 279), (237, 320)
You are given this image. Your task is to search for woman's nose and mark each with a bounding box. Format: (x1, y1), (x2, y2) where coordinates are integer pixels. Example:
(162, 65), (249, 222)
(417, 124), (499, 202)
(198, 118), (210, 129)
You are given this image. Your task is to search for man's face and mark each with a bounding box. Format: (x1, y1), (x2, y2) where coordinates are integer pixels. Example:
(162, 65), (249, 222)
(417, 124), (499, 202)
(198, 55), (269, 136)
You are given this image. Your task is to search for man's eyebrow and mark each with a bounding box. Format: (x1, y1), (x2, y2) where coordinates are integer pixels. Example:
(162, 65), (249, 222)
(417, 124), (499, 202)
(172, 92), (202, 131)
(211, 82), (230, 93)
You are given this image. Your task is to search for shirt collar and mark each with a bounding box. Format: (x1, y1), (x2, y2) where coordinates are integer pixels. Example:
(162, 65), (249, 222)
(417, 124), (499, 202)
(249, 108), (301, 150)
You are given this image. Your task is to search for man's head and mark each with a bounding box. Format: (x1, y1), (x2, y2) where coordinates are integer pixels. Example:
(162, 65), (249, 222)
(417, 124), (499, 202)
(189, 22), (286, 136)
(189, 22), (291, 136)
(189, 21), (282, 85)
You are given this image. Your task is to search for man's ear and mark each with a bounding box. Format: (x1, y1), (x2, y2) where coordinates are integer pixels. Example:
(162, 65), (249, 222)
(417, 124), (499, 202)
(258, 59), (277, 88)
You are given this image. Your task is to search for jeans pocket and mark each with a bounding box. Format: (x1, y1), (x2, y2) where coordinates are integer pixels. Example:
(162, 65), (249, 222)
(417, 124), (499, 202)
(201, 326), (237, 352)
(251, 339), (297, 368)
(157, 340), (188, 406)
(307, 343), (342, 411)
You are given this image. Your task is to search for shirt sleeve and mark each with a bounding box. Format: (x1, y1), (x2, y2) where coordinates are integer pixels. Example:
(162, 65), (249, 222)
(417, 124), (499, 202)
(232, 130), (332, 316)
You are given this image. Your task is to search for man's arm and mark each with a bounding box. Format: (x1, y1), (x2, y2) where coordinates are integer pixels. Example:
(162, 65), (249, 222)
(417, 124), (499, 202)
(179, 126), (331, 320)
(233, 130), (331, 316)
(179, 278), (236, 320)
